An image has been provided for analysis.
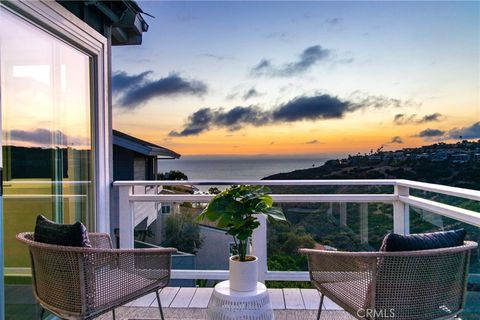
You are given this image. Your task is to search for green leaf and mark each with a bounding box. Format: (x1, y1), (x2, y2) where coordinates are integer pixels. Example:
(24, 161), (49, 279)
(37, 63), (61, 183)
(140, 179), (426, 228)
(266, 207), (287, 221)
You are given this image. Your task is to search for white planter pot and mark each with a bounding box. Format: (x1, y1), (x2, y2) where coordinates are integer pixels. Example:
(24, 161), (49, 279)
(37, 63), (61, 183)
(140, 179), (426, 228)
(229, 255), (258, 292)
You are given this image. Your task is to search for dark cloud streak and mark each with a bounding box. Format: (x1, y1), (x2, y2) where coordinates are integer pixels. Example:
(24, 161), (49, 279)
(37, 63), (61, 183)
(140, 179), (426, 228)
(115, 73), (208, 109)
(251, 45), (330, 77)
(448, 122), (480, 139)
(112, 71), (152, 92)
(9, 128), (88, 146)
(394, 113), (443, 125)
(390, 136), (404, 144)
(170, 93), (414, 137)
(416, 128), (445, 138)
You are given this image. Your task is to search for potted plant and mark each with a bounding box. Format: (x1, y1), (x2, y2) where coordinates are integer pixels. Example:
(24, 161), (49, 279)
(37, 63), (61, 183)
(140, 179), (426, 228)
(198, 185), (286, 291)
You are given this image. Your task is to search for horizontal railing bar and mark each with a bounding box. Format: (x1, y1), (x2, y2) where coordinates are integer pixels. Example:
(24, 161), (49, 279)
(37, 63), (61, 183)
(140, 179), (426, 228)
(397, 179), (480, 202)
(171, 269), (228, 280)
(399, 195), (480, 227)
(128, 194), (397, 203)
(265, 271), (310, 281)
(170, 269), (310, 281)
(113, 179), (398, 186)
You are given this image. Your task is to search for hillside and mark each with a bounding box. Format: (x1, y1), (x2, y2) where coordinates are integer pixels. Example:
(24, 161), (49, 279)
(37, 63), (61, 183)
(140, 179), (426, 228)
(262, 140), (480, 275)
(265, 140), (480, 190)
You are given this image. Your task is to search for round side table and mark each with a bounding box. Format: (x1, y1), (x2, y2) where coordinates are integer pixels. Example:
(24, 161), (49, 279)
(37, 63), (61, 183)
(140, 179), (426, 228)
(207, 280), (274, 320)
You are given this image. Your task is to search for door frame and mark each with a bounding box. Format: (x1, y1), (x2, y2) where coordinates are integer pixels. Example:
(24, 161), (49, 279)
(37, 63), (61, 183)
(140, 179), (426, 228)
(0, 1), (112, 317)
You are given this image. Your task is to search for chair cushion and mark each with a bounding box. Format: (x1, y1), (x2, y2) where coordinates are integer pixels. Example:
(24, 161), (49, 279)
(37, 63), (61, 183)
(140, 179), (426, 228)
(380, 229), (466, 252)
(34, 215), (91, 247)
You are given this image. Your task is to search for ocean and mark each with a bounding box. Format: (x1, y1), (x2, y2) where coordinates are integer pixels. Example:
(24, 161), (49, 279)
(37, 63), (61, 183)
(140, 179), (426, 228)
(157, 155), (337, 181)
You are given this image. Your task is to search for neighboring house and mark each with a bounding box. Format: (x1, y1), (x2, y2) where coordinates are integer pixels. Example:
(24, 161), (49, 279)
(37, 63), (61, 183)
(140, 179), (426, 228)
(452, 153), (470, 164)
(196, 225), (235, 271)
(0, 1), (149, 317)
(111, 129), (180, 246)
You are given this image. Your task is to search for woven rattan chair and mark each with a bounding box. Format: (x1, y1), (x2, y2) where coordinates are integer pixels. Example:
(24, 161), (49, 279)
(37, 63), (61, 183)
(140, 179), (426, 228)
(300, 241), (477, 320)
(17, 232), (177, 320)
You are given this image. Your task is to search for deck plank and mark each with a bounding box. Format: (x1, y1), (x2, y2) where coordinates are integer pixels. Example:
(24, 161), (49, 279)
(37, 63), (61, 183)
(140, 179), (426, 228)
(300, 289), (320, 310)
(125, 292), (156, 307)
(323, 297), (343, 311)
(170, 287), (197, 308)
(157, 287), (180, 307)
(283, 288), (304, 309)
(189, 288), (214, 308)
(268, 289), (285, 310)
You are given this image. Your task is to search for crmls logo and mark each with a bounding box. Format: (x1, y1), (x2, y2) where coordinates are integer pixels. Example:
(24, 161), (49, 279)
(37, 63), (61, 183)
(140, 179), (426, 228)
(357, 308), (396, 318)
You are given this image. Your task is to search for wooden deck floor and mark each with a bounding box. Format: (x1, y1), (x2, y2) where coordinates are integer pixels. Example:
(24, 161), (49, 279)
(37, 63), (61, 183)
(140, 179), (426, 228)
(124, 287), (343, 310)
(92, 287), (354, 320)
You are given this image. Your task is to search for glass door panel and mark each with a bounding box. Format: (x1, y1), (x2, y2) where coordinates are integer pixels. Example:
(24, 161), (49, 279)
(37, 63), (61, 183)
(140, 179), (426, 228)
(0, 7), (93, 271)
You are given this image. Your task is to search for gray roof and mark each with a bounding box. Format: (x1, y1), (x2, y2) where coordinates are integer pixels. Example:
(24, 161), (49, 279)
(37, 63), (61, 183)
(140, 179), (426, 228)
(113, 130), (180, 159)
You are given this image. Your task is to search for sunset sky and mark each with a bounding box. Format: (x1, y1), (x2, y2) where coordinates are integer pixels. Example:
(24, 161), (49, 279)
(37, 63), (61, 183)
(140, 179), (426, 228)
(112, 1), (479, 157)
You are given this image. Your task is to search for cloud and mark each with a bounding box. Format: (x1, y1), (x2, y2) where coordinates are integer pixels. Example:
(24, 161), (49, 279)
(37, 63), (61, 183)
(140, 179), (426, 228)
(272, 95), (350, 121)
(394, 113), (443, 125)
(251, 59), (272, 74)
(112, 71), (152, 92)
(390, 136), (404, 144)
(198, 53), (232, 61)
(394, 113), (416, 125)
(9, 128), (88, 146)
(170, 92), (414, 137)
(169, 106), (269, 137)
(251, 45), (330, 77)
(448, 122), (480, 139)
(305, 139), (320, 144)
(418, 113), (443, 123)
(227, 87), (263, 101)
(115, 73), (208, 109)
(243, 88), (261, 100)
(416, 128), (445, 138)
(325, 17), (342, 25)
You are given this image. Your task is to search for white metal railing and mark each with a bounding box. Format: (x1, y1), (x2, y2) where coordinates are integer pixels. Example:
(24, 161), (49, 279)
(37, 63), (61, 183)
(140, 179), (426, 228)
(113, 179), (480, 282)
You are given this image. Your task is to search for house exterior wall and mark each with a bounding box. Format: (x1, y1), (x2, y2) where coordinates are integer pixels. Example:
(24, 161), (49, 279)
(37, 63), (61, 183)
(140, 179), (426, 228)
(112, 145), (160, 242)
(196, 226), (233, 270)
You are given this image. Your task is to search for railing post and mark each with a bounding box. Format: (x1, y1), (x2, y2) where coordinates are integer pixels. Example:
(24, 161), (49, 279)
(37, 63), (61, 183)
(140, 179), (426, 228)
(252, 214), (267, 283)
(360, 203), (368, 244)
(339, 203), (347, 226)
(118, 185), (134, 248)
(327, 202), (333, 217)
(393, 185), (410, 235)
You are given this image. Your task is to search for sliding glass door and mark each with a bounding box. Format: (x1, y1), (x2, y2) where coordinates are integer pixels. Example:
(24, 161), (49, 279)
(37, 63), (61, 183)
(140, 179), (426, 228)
(0, 6), (95, 317)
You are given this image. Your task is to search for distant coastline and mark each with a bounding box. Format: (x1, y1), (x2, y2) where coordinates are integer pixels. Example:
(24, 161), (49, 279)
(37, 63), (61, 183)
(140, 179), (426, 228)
(158, 155), (336, 181)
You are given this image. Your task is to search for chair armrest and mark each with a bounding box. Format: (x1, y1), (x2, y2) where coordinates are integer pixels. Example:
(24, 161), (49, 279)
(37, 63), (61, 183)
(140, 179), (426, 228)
(299, 248), (378, 314)
(88, 233), (113, 249)
(82, 248), (177, 314)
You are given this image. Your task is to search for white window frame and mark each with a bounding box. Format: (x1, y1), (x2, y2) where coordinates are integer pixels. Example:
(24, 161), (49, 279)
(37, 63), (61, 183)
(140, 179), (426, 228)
(1, 0), (112, 233)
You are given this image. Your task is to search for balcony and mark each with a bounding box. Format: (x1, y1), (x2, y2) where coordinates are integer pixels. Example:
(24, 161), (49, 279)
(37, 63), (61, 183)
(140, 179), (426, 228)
(108, 179), (480, 319)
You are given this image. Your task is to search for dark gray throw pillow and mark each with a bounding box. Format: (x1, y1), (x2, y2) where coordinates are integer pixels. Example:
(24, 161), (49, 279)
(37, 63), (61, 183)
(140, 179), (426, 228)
(380, 229), (466, 252)
(34, 214), (92, 247)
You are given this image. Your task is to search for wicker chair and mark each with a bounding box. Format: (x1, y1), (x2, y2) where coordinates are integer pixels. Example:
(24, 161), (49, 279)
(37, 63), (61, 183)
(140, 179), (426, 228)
(17, 232), (177, 320)
(300, 241), (477, 320)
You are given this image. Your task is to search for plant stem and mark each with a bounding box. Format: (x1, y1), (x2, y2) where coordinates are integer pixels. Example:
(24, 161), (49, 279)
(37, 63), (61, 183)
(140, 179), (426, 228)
(238, 239), (246, 261)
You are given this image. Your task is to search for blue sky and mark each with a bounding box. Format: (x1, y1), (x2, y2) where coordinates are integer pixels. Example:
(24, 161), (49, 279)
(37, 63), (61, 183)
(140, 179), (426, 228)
(113, 1), (479, 156)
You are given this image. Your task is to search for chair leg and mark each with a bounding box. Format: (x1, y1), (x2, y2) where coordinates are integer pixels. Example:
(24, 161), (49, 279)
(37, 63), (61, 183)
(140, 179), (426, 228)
(39, 307), (45, 320)
(112, 309), (116, 320)
(317, 293), (324, 320)
(156, 290), (165, 320)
